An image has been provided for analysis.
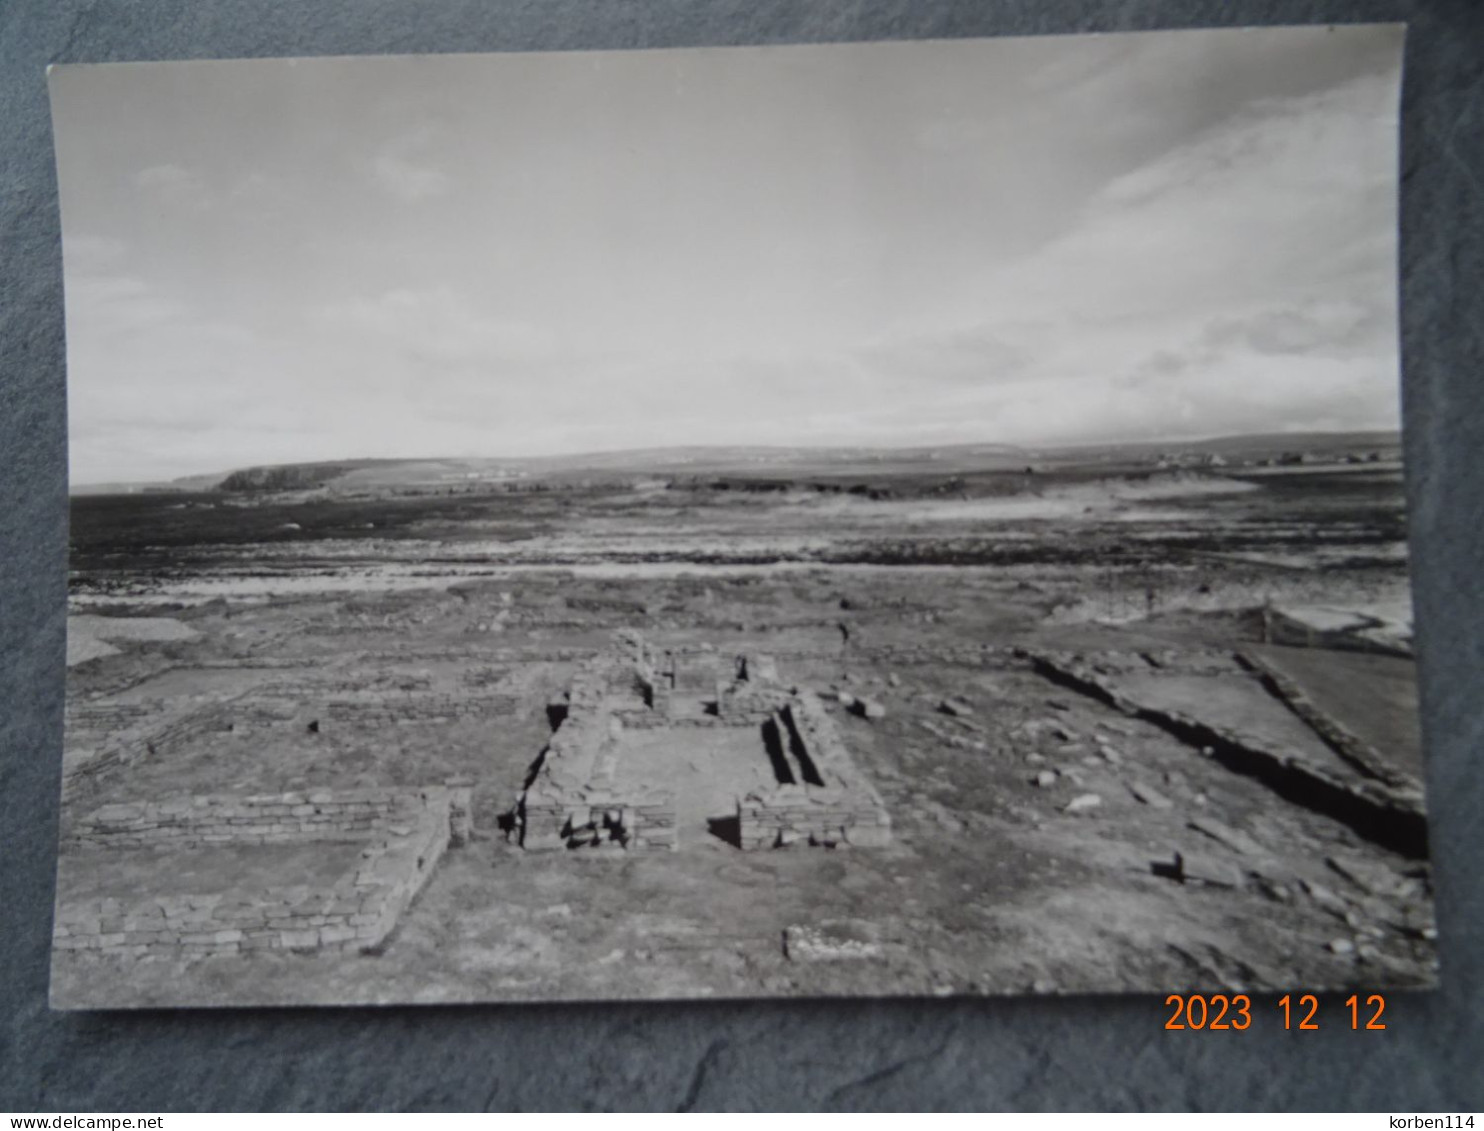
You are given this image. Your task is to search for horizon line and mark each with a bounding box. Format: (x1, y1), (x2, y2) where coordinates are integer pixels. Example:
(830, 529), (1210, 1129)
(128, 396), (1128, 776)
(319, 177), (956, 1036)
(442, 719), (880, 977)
(70, 426), (1404, 491)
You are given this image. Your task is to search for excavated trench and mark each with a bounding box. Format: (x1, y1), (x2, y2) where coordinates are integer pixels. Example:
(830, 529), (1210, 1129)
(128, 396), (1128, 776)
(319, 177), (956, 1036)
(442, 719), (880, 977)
(1025, 653), (1429, 859)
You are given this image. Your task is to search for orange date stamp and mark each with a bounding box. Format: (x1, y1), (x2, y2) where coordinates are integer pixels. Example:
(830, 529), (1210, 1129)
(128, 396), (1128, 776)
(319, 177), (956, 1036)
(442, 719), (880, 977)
(1163, 992), (1388, 1030)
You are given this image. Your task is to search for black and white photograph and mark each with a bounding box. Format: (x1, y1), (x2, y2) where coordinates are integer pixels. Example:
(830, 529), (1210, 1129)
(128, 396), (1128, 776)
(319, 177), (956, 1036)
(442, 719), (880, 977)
(48, 25), (1434, 1009)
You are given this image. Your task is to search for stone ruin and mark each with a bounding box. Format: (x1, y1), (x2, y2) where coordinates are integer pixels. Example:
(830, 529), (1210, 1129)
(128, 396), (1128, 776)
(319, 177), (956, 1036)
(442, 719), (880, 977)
(55, 782), (471, 960)
(62, 674), (521, 797)
(56, 630), (891, 972)
(516, 629), (891, 852)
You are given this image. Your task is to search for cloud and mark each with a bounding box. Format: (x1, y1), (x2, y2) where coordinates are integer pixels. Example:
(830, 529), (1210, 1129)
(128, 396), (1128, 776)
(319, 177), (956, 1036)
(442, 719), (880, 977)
(56, 34), (1403, 479)
(834, 70), (1402, 446)
(133, 164), (210, 211)
(61, 233), (128, 273)
(1028, 72), (1397, 314)
(63, 264), (306, 480)
(318, 286), (560, 371)
(66, 272), (186, 340)
(372, 128), (453, 201)
(228, 171), (292, 217)
(373, 154), (451, 201)
(854, 327), (1034, 389)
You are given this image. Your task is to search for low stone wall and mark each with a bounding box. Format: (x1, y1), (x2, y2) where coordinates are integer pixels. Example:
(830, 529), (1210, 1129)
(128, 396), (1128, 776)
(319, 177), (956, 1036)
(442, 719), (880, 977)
(738, 784), (892, 849)
(67, 786), (458, 851)
(520, 635), (892, 854)
(1020, 647), (1428, 858)
(351, 646), (592, 664)
(63, 703), (156, 779)
(736, 690), (891, 850)
(142, 703), (237, 756)
(69, 657), (305, 704)
(1262, 607), (1413, 658)
(322, 692), (520, 726)
(55, 787), (458, 959)
(522, 785), (677, 852)
(66, 702), (158, 733)
(519, 653), (679, 851)
(609, 710), (735, 730)
(854, 643), (1016, 668)
(1236, 650), (1418, 792)
(253, 676), (432, 697)
(784, 692), (875, 781)
(716, 680), (790, 724)
(63, 700), (239, 791)
(460, 665), (511, 688)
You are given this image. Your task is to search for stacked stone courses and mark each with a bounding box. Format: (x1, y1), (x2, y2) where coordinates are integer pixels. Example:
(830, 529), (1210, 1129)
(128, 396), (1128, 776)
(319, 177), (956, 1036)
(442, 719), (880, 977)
(738, 690), (892, 849)
(66, 786), (458, 849)
(63, 700), (239, 791)
(321, 692), (520, 726)
(56, 786), (460, 958)
(521, 661), (679, 852)
(517, 631), (889, 854)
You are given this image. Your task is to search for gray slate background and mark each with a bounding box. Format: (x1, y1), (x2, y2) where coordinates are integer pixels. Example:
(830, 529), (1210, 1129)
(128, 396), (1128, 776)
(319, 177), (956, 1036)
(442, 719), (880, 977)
(1, 0), (1480, 1112)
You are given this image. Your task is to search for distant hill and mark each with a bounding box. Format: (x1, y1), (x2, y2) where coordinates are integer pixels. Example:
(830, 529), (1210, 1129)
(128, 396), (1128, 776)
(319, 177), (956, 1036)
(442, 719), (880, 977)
(218, 463), (361, 492)
(1038, 430), (1402, 463)
(67, 431), (1402, 496)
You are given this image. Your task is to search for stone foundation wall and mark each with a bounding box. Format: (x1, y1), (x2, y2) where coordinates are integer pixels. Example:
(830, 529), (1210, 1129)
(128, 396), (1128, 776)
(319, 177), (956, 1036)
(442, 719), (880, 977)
(356, 646), (593, 664)
(1021, 647), (1428, 858)
(737, 784), (892, 849)
(854, 643), (1017, 667)
(737, 691), (891, 850)
(460, 665), (510, 688)
(67, 786), (457, 850)
(519, 635), (890, 854)
(610, 711), (735, 730)
(56, 789), (457, 955)
(716, 678), (790, 723)
(519, 653), (678, 851)
(55, 795), (452, 959)
(64, 701), (238, 790)
(321, 692), (520, 726)
(784, 692), (878, 785)
(66, 702), (158, 733)
(69, 657), (305, 704)
(522, 787), (677, 852)
(142, 703), (237, 757)
(1236, 649), (1415, 791)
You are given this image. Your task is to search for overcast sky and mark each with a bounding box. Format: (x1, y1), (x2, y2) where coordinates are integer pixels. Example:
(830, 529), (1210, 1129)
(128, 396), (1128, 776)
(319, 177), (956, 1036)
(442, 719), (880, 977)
(51, 26), (1404, 484)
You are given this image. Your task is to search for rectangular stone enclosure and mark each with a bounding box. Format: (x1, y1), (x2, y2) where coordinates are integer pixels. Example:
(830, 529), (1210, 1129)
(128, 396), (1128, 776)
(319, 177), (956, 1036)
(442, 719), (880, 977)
(517, 630), (891, 852)
(55, 784), (469, 960)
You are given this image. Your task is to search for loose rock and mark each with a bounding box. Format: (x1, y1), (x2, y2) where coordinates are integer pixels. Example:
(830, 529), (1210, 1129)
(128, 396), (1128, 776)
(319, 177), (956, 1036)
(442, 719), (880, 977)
(1177, 851), (1243, 888)
(1127, 781), (1173, 809)
(1188, 816), (1265, 858)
